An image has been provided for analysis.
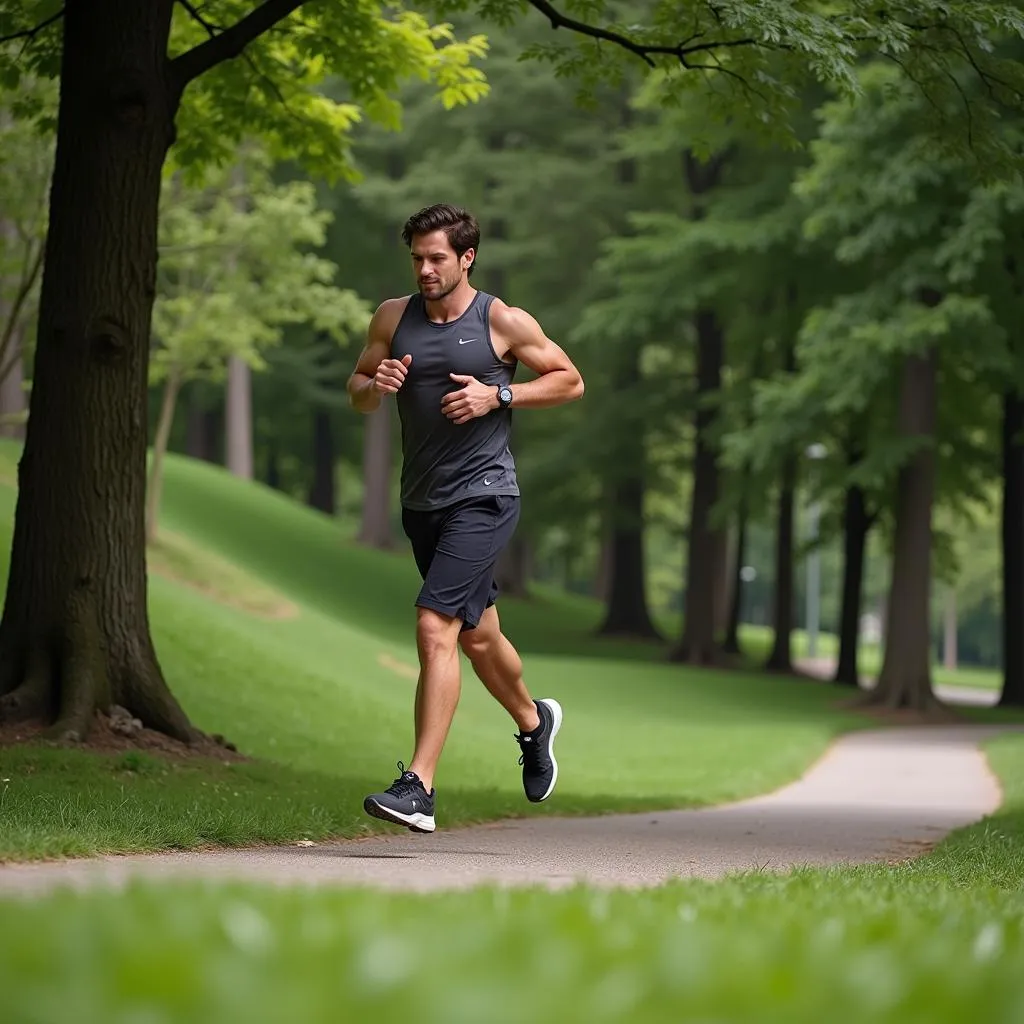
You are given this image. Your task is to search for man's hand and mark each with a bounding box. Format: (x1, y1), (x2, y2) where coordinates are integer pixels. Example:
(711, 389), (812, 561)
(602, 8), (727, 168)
(374, 353), (412, 394)
(442, 373), (499, 424)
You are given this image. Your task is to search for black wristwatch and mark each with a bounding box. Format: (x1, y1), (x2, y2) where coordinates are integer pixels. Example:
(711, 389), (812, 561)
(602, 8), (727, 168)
(496, 385), (513, 409)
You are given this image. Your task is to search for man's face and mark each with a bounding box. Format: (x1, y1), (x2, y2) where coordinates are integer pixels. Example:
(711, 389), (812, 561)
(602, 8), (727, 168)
(410, 230), (472, 300)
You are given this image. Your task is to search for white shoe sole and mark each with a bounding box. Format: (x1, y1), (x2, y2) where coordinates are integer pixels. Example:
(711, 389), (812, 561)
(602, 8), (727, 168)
(364, 798), (436, 834)
(534, 697), (562, 802)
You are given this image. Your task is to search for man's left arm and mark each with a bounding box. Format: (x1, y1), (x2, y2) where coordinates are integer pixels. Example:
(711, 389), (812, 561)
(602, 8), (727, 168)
(498, 305), (585, 409)
(442, 305), (584, 424)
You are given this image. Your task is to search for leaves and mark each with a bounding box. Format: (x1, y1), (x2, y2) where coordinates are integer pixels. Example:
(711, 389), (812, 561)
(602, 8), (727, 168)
(151, 145), (371, 388)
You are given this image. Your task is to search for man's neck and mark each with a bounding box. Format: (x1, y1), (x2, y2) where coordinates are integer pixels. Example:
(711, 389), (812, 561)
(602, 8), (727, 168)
(424, 281), (476, 324)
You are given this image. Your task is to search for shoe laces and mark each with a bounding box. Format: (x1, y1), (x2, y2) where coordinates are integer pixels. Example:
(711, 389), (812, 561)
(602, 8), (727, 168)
(386, 761), (423, 798)
(515, 730), (542, 770)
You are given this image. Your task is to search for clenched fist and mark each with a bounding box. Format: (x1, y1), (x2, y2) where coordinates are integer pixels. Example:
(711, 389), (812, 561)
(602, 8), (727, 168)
(374, 353), (412, 394)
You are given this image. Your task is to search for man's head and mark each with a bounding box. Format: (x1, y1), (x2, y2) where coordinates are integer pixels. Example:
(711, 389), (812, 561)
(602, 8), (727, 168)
(401, 204), (479, 301)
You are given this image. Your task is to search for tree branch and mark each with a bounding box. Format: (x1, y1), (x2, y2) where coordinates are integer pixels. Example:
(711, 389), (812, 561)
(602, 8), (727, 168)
(0, 7), (64, 47)
(525, 0), (758, 68)
(169, 0), (308, 88)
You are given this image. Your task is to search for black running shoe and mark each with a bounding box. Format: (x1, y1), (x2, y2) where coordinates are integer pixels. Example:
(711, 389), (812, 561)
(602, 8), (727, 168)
(515, 697), (562, 803)
(363, 762), (436, 833)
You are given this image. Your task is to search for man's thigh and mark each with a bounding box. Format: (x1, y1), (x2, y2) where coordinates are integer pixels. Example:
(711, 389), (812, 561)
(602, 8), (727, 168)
(418, 495), (520, 629)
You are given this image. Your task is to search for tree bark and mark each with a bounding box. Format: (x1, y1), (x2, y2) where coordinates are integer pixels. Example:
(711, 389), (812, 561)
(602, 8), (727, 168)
(145, 370), (181, 545)
(722, 496), (748, 654)
(765, 454), (796, 672)
(225, 354), (253, 479)
(307, 408), (336, 514)
(358, 403), (393, 549)
(834, 480), (871, 687)
(0, 0), (197, 742)
(868, 347), (942, 711)
(1000, 388), (1024, 706)
(671, 308), (724, 663)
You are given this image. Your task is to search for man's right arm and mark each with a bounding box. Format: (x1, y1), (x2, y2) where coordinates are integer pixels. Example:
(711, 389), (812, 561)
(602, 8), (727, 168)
(347, 299), (403, 414)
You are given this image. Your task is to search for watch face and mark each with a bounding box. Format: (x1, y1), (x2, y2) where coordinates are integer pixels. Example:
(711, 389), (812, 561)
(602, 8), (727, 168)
(499, 387), (513, 405)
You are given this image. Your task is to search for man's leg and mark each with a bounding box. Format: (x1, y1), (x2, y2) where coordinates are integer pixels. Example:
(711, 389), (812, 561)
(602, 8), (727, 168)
(408, 606), (464, 793)
(458, 605), (539, 733)
(459, 604), (563, 803)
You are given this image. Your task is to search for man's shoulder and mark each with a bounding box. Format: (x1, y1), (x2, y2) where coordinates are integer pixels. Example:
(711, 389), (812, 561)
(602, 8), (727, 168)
(372, 295), (415, 339)
(487, 297), (542, 341)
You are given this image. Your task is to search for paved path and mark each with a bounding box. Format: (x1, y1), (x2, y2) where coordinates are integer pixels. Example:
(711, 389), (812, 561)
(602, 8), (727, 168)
(0, 724), (1014, 895)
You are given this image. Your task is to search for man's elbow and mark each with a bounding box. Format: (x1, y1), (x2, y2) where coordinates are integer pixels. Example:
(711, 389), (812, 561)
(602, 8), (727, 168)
(571, 372), (585, 402)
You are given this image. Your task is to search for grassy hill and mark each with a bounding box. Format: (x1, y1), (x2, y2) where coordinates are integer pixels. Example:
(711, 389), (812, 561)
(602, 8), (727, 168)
(0, 442), (937, 859)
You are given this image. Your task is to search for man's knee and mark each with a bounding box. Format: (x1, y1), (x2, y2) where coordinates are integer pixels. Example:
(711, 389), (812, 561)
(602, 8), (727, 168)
(416, 607), (462, 658)
(458, 612), (499, 661)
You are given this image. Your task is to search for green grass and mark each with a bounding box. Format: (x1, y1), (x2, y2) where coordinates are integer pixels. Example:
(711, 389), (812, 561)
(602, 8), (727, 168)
(1, 732), (1023, 1023)
(0, 445), (870, 860)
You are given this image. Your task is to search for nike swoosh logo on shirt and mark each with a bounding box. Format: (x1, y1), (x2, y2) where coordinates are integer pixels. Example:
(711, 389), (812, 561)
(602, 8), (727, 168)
(458, 338), (476, 344)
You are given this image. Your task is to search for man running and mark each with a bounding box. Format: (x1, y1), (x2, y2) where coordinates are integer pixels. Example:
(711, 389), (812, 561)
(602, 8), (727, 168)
(346, 203), (585, 834)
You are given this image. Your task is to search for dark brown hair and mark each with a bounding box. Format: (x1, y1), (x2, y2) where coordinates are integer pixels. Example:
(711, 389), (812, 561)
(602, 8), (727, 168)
(401, 204), (480, 276)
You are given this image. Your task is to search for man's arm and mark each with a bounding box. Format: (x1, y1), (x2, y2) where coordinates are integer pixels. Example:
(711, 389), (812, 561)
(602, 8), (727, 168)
(495, 304), (585, 409)
(347, 298), (406, 414)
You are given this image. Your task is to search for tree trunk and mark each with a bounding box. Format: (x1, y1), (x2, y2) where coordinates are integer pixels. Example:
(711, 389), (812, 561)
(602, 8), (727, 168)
(307, 408), (336, 514)
(495, 536), (531, 599)
(184, 388), (218, 462)
(1000, 388), (1024, 706)
(145, 370), (181, 545)
(0, 323), (26, 440)
(358, 403), (393, 549)
(225, 354), (253, 480)
(869, 347), (942, 711)
(0, 0), (197, 743)
(722, 497), (748, 654)
(942, 588), (958, 670)
(597, 473), (660, 637)
(712, 526), (732, 637)
(671, 309), (724, 663)
(765, 454), (796, 672)
(834, 481), (871, 686)
(594, 519), (613, 603)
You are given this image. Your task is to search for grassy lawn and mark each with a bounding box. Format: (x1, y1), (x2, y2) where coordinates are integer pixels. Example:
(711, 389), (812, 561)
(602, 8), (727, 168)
(1, 733), (1022, 1022)
(0, 446), (868, 861)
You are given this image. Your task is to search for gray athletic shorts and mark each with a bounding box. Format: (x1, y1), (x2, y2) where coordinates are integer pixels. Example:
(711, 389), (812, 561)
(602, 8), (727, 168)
(401, 493), (520, 630)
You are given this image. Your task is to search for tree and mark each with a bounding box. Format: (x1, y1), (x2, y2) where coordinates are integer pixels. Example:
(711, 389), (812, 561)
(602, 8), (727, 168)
(146, 149), (369, 544)
(0, 0), (487, 742)
(2, 0), (1022, 743)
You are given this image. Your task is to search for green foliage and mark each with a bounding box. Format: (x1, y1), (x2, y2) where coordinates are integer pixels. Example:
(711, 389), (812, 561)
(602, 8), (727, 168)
(166, 2), (489, 182)
(151, 146), (371, 389)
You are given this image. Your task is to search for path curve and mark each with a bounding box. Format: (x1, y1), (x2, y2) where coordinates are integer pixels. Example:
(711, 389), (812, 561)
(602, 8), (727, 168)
(0, 725), (1015, 895)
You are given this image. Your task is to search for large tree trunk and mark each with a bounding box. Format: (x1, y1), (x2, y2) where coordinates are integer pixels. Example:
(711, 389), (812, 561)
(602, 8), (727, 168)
(0, 0), (197, 743)
(671, 309), (724, 663)
(225, 354), (253, 480)
(765, 454), (796, 672)
(868, 347), (942, 711)
(834, 479), (871, 687)
(1000, 388), (1024, 706)
(358, 403), (393, 549)
(307, 408), (336, 514)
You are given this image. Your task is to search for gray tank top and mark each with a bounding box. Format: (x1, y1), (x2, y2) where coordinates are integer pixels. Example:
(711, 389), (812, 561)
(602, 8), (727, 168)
(390, 290), (519, 510)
